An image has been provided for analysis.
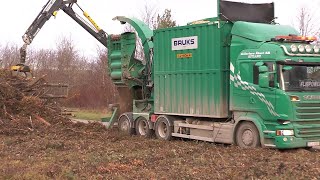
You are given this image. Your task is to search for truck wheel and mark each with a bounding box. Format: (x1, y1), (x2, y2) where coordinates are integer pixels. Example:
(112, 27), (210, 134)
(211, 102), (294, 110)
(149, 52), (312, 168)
(236, 122), (260, 148)
(155, 116), (173, 141)
(118, 114), (134, 135)
(135, 117), (153, 138)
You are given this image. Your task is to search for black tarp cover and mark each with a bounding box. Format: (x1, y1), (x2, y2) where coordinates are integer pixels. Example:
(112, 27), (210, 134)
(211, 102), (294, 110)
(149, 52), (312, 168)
(219, 0), (275, 23)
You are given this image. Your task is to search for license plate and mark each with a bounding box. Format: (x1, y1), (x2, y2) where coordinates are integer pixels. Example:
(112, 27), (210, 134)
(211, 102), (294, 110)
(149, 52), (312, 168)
(307, 142), (320, 147)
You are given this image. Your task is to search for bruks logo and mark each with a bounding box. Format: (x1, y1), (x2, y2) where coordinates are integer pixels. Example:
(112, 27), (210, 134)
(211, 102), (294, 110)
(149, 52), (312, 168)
(172, 36), (198, 51)
(174, 39), (195, 46)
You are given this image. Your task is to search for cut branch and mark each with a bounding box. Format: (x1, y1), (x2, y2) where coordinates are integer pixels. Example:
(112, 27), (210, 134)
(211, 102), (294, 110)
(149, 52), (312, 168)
(33, 114), (51, 126)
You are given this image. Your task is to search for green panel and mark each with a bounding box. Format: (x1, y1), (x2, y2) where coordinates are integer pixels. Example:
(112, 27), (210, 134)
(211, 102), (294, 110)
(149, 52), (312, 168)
(154, 22), (232, 118)
(231, 21), (299, 42)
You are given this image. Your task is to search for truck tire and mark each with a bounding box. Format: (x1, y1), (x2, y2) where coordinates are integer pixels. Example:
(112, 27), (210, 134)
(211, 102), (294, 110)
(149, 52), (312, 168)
(155, 116), (173, 141)
(118, 114), (134, 135)
(135, 117), (153, 138)
(236, 122), (260, 148)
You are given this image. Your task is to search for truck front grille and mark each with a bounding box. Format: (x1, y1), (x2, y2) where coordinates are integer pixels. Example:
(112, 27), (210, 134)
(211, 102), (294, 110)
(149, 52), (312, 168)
(293, 103), (320, 139)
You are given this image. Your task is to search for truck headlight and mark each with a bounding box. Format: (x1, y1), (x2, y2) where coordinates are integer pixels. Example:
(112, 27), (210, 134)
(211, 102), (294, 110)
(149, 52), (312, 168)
(290, 44), (297, 52)
(305, 45), (312, 53)
(276, 130), (294, 136)
(314, 45), (320, 53)
(298, 44), (305, 53)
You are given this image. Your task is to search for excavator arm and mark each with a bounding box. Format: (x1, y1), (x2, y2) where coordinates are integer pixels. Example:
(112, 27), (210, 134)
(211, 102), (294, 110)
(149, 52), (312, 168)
(22, 0), (66, 46)
(15, 0), (108, 72)
(60, 3), (108, 47)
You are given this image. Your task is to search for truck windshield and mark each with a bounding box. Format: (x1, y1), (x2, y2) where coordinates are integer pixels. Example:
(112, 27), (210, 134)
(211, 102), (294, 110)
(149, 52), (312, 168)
(281, 65), (320, 92)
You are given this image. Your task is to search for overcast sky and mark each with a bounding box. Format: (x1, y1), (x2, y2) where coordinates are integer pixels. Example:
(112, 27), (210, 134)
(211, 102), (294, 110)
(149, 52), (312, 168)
(0, 0), (318, 57)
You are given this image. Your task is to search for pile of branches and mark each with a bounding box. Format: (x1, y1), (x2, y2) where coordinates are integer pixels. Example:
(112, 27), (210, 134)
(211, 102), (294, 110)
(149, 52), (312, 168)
(0, 70), (71, 135)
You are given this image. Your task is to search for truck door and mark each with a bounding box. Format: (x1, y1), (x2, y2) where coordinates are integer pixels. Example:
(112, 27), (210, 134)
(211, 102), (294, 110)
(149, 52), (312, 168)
(252, 62), (278, 119)
(230, 61), (277, 120)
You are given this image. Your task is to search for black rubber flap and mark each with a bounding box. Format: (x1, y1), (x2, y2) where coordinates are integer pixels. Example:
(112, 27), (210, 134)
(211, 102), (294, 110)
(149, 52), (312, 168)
(220, 0), (275, 23)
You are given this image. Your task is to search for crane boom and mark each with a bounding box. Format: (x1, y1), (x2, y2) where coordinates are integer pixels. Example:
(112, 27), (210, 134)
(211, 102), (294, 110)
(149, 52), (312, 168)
(61, 3), (108, 47)
(22, 0), (64, 45)
(18, 0), (108, 68)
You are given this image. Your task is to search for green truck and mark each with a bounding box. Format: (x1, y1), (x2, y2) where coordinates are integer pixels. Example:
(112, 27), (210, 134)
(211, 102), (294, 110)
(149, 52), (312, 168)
(109, 1), (320, 149)
(20, 0), (320, 149)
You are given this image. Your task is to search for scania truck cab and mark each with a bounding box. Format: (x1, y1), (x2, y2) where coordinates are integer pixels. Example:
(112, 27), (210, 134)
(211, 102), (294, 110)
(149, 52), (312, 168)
(230, 21), (320, 148)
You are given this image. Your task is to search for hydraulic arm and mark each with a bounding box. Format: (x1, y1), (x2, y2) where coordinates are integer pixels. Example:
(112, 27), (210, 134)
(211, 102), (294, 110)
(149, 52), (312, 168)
(16, 0), (108, 72)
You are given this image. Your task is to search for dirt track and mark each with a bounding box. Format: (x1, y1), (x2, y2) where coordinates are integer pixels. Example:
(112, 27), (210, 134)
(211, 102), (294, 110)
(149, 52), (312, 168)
(1, 123), (320, 179)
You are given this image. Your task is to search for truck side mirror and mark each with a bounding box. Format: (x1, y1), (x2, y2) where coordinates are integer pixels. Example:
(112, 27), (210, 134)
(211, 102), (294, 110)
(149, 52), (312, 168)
(258, 65), (270, 88)
(259, 65), (268, 73)
(259, 73), (270, 88)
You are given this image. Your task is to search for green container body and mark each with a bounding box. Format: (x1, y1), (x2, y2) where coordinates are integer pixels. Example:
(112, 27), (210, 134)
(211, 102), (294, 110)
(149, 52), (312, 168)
(154, 22), (231, 118)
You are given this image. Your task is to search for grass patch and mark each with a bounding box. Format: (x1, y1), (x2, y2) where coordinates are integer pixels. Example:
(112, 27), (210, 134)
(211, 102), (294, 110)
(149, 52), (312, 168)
(68, 108), (111, 121)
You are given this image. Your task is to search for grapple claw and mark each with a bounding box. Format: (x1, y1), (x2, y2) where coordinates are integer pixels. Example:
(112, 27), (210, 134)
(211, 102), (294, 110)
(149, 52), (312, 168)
(10, 64), (33, 79)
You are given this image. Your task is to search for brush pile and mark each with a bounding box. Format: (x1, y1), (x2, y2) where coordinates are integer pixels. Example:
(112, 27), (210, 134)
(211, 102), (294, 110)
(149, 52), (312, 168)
(0, 70), (75, 135)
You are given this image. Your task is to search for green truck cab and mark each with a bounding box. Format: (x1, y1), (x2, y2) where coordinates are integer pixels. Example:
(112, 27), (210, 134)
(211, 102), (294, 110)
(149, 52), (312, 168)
(230, 21), (320, 148)
(109, 1), (320, 149)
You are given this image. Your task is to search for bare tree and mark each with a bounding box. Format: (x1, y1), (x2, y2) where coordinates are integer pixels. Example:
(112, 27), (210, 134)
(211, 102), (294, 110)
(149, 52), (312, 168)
(0, 43), (19, 68)
(29, 48), (55, 72)
(63, 47), (117, 108)
(140, 3), (158, 29)
(123, 2), (158, 32)
(55, 36), (78, 72)
(294, 7), (320, 37)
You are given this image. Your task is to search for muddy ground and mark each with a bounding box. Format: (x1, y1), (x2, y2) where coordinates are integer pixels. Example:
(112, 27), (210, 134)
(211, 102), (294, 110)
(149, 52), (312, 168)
(1, 71), (320, 179)
(1, 124), (320, 179)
